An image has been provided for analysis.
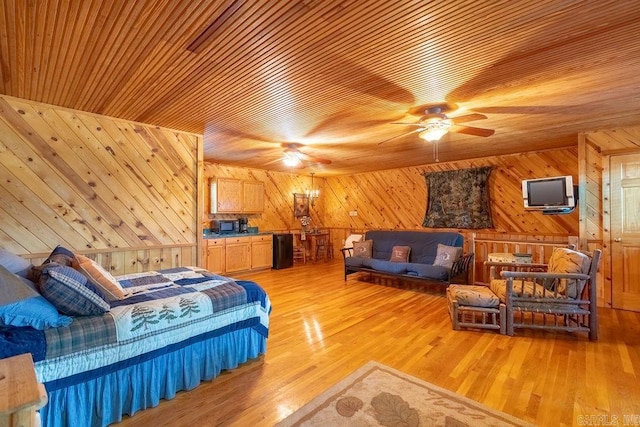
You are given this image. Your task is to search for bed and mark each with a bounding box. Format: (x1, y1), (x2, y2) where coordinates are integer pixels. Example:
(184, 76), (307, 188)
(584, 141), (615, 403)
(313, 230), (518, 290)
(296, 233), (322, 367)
(0, 247), (271, 427)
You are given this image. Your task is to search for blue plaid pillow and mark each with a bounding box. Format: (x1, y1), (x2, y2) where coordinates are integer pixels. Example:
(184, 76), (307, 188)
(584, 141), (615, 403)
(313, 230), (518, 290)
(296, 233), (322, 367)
(39, 264), (110, 316)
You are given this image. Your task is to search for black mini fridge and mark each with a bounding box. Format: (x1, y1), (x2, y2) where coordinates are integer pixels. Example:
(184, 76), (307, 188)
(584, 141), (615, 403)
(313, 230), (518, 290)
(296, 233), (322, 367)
(272, 233), (293, 269)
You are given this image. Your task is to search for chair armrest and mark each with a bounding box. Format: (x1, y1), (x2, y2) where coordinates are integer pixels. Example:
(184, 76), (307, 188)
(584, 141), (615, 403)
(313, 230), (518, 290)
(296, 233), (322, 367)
(341, 247), (353, 259)
(500, 271), (590, 281)
(450, 253), (474, 283)
(485, 261), (548, 280)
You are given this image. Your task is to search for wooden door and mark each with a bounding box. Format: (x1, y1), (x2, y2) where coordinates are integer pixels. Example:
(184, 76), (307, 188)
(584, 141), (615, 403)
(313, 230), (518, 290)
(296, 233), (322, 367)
(611, 154), (640, 311)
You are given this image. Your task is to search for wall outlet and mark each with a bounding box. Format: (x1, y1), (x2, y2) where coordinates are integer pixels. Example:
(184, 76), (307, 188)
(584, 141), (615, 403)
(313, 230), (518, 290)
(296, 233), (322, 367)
(349, 210), (358, 217)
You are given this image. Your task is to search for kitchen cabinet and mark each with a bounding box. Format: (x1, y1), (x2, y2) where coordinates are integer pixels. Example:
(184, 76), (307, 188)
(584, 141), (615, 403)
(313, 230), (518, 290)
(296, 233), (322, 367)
(210, 178), (264, 213)
(211, 178), (242, 213)
(205, 238), (225, 274)
(203, 234), (273, 274)
(224, 236), (251, 273)
(250, 234), (273, 269)
(242, 181), (265, 213)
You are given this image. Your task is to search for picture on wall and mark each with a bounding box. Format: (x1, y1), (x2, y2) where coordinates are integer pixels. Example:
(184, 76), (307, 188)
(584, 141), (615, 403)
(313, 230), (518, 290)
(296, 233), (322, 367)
(293, 193), (310, 218)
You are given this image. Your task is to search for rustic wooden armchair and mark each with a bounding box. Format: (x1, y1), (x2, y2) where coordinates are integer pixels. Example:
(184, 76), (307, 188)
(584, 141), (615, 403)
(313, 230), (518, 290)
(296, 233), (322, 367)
(487, 248), (602, 340)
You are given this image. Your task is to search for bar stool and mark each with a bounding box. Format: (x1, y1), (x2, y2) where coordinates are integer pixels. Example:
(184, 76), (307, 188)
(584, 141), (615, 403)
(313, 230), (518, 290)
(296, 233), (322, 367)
(315, 237), (333, 261)
(293, 245), (306, 264)
(293, 233), (307, 264)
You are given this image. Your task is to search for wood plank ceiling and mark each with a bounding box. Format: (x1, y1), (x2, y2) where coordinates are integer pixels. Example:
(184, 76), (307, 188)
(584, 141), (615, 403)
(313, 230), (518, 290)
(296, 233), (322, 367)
(1, 0), (640, 176)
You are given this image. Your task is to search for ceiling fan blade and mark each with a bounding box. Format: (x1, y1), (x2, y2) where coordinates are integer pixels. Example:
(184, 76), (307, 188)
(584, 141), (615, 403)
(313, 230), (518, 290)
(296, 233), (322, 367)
(299, 152), (332, 165)
(449, 113), (487, 124)
(378, 128), (422, 145)
(451, 125), (495, 137)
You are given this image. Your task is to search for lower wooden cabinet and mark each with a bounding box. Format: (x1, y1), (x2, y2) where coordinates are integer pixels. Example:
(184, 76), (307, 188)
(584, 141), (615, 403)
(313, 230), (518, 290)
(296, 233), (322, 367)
(250, 234), (273, 269)
(204, 234), (272, 274)
(205, 238), (225, 274)
(225, 236), (251, 273)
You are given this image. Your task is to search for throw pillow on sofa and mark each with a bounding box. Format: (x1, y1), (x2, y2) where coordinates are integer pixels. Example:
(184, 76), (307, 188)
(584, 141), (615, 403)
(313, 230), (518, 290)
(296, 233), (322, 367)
(389, 246), (411, 263)
(433, 244), (462, 268)
(353, 240), (373, 258)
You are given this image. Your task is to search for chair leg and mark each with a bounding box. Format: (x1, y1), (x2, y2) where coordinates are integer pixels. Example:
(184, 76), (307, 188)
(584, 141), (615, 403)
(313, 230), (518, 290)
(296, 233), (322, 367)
(505, 305), (514, 336)
(499, 303), (506, 335)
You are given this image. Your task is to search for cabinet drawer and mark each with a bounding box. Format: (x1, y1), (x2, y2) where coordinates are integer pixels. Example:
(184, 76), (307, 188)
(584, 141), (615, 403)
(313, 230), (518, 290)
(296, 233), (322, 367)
(226, 236), (251, 244)
(207, 238), (225, 246)
(250, 234), (272, 243)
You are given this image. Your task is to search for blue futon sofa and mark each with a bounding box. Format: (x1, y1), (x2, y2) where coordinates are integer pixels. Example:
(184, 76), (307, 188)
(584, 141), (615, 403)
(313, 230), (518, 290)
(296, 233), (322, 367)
(342, 230), (473, 285)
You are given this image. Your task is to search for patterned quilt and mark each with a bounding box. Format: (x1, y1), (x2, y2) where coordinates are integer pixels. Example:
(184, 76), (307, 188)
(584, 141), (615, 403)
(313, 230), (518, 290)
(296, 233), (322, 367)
(34, 267), (270, 388)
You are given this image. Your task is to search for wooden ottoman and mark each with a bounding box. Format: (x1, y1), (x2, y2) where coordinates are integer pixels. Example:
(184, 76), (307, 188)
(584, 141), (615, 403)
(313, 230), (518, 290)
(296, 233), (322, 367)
(447, 284), (506, 334)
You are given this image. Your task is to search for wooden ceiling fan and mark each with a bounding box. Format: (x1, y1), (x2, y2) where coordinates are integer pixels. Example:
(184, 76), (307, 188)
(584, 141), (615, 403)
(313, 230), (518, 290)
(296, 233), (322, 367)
(379, 103), (495, 146)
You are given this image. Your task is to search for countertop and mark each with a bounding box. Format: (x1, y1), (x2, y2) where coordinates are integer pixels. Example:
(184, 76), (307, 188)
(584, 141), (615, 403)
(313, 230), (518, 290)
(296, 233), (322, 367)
(203, 231), (273, 239)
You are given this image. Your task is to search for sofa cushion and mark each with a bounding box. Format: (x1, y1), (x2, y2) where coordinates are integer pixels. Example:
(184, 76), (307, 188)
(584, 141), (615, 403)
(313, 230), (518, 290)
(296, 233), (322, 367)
(345, 257), (374, 268)
(405, 263), (450, 281)
(369, 259), (407, 274)
(433, 244), (462, 268)
(389, 246), (411, 263)
(490, 278), (574, 311)
(449, 285), (500, 308)
(365, 230), (463, 264)
(547, 248), (591, 298)
(352, 240), (373, 258)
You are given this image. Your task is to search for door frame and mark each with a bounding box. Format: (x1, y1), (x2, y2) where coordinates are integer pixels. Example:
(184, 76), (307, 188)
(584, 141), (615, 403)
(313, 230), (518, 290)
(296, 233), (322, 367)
(601, 150), (640, 309)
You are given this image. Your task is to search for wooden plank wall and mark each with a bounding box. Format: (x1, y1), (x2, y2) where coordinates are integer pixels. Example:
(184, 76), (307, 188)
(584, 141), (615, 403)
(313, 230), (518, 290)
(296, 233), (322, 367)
(205, 148), (580, 283)
(0, 96), (200, 275)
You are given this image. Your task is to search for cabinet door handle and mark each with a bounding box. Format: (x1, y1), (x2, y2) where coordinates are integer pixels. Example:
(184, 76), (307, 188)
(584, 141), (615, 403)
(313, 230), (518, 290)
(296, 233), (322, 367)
(614, 238), (622, 242)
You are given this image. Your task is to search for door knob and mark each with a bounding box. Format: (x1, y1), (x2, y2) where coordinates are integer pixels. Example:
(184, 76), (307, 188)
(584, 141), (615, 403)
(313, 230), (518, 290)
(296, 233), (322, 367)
(614, 238), (622, 242)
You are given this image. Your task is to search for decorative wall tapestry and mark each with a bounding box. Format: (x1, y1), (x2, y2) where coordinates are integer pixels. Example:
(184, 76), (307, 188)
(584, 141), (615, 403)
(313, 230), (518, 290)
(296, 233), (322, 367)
(422, 166), (494, 229)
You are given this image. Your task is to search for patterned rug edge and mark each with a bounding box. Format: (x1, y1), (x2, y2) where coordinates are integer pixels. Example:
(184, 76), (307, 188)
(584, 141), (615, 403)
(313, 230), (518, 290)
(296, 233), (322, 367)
(276, 360), (533, 427)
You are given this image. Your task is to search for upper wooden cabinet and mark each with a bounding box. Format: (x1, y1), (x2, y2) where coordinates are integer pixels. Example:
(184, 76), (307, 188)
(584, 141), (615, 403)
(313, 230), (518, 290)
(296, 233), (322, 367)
(210, 178), (264, 213)
(243, 181), (264, 213)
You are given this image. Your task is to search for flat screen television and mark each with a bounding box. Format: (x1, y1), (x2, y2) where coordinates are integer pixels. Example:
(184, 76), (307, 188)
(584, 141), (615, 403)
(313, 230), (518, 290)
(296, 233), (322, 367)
(522, 175), (575, 210)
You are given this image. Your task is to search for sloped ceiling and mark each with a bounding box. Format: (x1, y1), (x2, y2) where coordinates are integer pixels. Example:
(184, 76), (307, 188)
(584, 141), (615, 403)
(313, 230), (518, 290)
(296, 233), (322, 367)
(1, 0), (639, 176)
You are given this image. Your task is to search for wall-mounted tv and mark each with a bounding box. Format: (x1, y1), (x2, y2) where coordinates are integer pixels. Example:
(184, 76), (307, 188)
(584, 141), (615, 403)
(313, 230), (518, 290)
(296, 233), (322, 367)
(522, 175), (575, 210)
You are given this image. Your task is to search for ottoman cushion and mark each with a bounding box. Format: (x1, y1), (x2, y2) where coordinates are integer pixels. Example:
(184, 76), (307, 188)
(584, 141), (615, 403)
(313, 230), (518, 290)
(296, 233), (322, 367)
(449, 285), (500, 308)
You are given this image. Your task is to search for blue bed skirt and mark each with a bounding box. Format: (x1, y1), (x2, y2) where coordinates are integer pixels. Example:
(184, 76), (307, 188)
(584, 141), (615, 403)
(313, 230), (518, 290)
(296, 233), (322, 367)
(39, 328), (267, 427)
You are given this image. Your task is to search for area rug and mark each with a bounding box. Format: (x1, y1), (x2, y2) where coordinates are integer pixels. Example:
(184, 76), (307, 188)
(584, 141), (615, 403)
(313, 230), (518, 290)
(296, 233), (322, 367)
(277, 361), (532, 427)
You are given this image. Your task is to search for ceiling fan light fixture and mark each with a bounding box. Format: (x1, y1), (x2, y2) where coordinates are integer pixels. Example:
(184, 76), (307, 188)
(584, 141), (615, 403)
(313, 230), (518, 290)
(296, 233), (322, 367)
(418, 119), (451, 142)
(283, 151), (301, 167)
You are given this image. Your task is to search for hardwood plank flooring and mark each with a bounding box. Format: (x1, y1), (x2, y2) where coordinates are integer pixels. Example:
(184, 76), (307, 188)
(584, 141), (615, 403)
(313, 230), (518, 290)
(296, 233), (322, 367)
(116, 259), (640, 426)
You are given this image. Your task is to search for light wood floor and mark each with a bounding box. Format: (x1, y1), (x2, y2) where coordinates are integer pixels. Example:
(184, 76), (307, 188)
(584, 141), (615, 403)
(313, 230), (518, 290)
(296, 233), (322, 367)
(117, 258), (640, 427)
